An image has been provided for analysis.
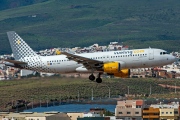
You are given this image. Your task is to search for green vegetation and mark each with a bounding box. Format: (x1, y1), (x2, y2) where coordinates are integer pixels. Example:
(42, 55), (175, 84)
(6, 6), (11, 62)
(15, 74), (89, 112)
(0, 0), (180, 54)
(0, 77), (179, 111)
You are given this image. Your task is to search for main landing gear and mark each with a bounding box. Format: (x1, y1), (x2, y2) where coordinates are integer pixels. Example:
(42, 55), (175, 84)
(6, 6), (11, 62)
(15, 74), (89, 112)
(89, 73), (102, 83)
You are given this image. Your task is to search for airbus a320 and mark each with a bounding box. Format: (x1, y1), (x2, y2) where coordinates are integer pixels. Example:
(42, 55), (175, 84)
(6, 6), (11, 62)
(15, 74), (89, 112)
(4, 31), (176, 83)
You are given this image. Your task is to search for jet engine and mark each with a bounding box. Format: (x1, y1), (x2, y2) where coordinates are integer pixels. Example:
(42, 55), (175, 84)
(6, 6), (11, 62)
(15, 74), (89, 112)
(103, 62), (130, 78)
(113, 69), (130, 78)
(103, 62), (120, 73)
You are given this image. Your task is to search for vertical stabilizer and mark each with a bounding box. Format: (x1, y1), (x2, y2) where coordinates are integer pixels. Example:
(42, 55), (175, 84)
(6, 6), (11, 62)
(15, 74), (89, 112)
(7, 31), (38, 60)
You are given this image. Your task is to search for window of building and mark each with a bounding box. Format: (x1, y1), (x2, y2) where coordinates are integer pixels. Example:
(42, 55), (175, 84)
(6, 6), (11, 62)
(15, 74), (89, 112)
(127, 112), (131, 114)
(119, 112), (123, 114)
(154, 113), (159, 115)
(136, 105), (142, 108)
(135, 112), (139, 114)
(166, 112), (168, 114)
(170, 112), (172, 114)
(174, 111), (178, 114)
(162, 112), (164, 114)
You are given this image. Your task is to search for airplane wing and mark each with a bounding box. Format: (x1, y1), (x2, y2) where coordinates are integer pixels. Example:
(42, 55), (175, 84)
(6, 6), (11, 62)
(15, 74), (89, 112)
(61, 52), (103, 70)
(3, 59), (27, 65)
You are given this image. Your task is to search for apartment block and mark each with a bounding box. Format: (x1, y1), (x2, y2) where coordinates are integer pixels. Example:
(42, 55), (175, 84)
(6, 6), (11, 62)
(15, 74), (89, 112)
(0, 112), (70, 120)
(151, 102), (180, 120)
(115, 100), (144, 120)
(142, 107), (159, 120)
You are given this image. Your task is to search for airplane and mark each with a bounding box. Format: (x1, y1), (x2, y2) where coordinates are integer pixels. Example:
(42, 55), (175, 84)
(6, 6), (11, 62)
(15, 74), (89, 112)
(4, 31), (176, 83)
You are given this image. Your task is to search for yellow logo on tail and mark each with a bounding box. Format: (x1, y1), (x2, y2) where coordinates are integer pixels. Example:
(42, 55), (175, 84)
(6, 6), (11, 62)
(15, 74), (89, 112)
(56, 49), (61, 55)
(16, 39), (21, 45)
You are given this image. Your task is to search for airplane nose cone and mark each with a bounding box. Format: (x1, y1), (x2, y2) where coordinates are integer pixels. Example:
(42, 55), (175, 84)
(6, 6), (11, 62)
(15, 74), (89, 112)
(171, 56), (177, 63)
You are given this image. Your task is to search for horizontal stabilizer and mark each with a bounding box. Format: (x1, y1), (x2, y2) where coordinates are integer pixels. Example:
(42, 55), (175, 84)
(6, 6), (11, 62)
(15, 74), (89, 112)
(3, 59), (27, 65)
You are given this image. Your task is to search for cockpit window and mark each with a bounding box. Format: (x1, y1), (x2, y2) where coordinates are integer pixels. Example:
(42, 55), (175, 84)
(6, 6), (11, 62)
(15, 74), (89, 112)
(160, 52), (168, 55)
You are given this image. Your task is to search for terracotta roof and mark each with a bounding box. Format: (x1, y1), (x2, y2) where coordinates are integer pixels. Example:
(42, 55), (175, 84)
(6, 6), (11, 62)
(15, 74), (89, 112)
(136, 100), (144, 105)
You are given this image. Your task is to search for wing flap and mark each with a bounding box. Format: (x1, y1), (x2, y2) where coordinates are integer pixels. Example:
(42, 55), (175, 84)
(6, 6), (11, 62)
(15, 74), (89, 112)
(61, 52), (103, 70)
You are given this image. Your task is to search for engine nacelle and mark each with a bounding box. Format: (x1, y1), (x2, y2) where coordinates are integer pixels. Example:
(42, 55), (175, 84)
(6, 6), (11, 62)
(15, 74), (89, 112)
(103, 62), (130, 78)
(103, 62), (120, 73)
(114, 69), (130, 78)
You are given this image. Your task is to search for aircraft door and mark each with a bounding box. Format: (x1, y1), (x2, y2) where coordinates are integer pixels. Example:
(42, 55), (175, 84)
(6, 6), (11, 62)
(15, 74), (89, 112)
(149, 49), (154, 60)
(106, 55), (110, 62)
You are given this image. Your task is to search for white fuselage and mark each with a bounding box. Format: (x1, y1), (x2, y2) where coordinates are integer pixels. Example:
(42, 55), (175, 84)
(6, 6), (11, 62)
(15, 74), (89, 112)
(25, 48), (175, 73)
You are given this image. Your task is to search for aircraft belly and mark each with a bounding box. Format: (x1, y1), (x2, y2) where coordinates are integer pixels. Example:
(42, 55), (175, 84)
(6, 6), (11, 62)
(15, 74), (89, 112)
(131, 59), (142, 68)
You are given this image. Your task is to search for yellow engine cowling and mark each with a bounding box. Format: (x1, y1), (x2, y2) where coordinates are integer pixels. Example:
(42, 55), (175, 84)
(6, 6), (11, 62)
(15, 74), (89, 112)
(103, 62), (130, 78)
(114, 69), (130, 78)
(103, 62), (120, 73)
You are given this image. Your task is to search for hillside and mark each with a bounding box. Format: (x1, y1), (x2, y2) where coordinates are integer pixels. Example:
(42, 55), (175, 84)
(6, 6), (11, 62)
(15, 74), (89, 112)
(0, 0), (48, 10)
(0, 0), (180, 54)
(0, 77), (179, 111)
